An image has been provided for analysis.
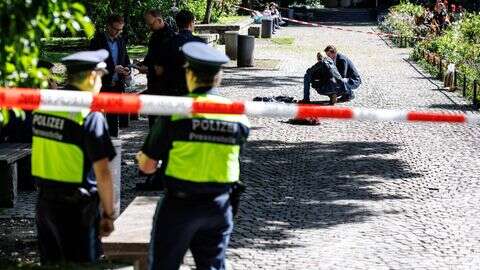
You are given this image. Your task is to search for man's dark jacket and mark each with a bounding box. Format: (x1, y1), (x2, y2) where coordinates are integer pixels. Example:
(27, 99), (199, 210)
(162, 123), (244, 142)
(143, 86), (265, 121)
(310, 58), (343, 89)
(143, 25), (176, 95)
(159, 29), (205, 96)
(89, 31), (130, 89)
(335, 53), (361, 80)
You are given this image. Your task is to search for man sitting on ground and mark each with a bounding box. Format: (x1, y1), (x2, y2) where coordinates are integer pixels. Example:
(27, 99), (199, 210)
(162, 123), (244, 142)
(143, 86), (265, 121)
(324, 45), (362, 102)
(300, 51), (344, 105)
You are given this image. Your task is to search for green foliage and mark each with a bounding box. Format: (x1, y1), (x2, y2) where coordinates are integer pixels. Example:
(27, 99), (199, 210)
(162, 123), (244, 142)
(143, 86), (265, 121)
(178, 0), (241, 23)
(415, 13), (480, 81)
(392, 1), (424, 17)
(271, 37), (295, 45)
(80, 0), (241, 44)
(217, 15), (250, 24)
(0, 0), (94, 88)
(380, 2), (424, 38)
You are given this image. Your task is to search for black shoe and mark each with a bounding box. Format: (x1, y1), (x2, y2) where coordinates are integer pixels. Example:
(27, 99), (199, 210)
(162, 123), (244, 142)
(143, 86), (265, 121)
(298, 99), (311, 104)
(328, 94), (337, 105)
(337, 95), (352, 102)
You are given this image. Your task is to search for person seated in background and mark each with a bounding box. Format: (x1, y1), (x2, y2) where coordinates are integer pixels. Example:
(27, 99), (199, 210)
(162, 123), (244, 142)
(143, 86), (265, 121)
(299, 51), (344, 105)
(270, 2), (285, 29)
(324, 45), (362, 102)
(251, 10), (263, 24)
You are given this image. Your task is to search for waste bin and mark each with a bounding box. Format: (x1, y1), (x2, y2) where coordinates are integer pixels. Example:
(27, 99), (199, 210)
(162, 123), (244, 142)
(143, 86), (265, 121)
(224, 31), (239, 60)
(261, 18), (273, 38)
(237, 35), (255, 67)
(110, 139), (122, 218)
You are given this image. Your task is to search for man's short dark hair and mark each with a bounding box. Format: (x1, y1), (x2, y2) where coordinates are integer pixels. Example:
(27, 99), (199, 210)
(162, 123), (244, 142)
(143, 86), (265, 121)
(176, 10), (195, 29)
(107, 14), (124, 26)
(324, 45), (337, 54)
(145, 9), (163, 18)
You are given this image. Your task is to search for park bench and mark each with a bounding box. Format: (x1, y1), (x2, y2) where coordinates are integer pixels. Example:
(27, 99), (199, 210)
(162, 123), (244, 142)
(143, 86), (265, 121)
(103, 196), (159, 270)
(0, 143), (32, 208)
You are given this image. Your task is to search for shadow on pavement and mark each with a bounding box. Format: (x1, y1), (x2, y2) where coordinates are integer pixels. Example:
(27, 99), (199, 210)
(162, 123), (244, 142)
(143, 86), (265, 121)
(429, 103), (474, 111)
(232, 140), (421, 250)
(221, 72), (302, 88)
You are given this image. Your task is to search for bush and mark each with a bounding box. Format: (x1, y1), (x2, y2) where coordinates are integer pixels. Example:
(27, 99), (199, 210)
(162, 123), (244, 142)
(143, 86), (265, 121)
(391, 1), (424, 17)
(415, 13), (480, 81)
(379, 2), (424, 38)
(0, 1), (93, 88)
(79, 0), (241, 44)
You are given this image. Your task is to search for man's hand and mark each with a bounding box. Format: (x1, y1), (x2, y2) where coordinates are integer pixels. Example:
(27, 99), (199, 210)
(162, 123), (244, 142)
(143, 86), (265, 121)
(99, 216), (114, 237)
(341, 78), (349, 83)
(154, 65), (164, 76)
(115, 65), (130, 76)
(137, 65), (148, 74)
(137, 151), (158, 174)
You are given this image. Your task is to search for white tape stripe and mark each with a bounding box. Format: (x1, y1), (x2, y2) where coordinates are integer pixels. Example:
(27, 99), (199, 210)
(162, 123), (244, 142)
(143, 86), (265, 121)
(352, 108), (408, 122)
(466, 114), (480, 125)
(139, 95), (193, 115)
(245, 101), (297, 118)
(39, 90), (92, 111)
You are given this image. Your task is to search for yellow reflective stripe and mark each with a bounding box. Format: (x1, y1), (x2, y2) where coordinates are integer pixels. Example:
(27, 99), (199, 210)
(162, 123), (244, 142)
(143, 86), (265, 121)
(34, 110), (88, 125)
(12, 109), (25, 121)
(32, 137), (84, 183)
(0, 109), (8, 127)
(165, 141), (240, 183)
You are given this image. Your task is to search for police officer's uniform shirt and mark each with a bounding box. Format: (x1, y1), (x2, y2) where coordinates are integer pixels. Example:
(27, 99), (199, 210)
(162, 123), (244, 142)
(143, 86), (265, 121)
(141, 89), (250, 185)
(32, 88), (116, 189)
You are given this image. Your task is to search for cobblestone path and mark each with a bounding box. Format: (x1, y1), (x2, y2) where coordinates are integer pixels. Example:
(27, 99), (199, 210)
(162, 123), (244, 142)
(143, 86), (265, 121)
(219, 25), (480, 269)
(2, 24), (480, 269)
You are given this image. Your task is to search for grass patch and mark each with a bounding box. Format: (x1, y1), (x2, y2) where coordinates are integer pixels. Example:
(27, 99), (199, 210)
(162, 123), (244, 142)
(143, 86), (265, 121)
(216, 15), (250, 24)
(41, 45), (147, 64)
(41, 51), (71, 63)
(270, 37), (295, 46)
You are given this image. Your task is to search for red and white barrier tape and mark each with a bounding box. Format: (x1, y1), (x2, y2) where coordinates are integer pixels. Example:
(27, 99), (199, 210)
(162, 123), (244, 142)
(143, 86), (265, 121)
(237, 6), (424, 40)
(0, 88), (478, 125)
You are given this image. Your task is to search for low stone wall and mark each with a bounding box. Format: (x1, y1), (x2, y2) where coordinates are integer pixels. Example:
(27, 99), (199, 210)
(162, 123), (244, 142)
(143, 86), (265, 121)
(195, 33), (220, 45)
(195, 18), (253, 44)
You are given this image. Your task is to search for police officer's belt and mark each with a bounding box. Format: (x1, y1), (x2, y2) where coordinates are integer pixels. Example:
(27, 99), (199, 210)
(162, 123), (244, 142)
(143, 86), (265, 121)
(38, 184), (98, 204)
(165, 188), (230, 201)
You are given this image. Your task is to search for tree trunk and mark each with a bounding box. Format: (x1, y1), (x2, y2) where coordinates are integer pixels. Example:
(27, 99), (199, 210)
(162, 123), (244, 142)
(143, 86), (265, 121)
(203, 0), (214, 24)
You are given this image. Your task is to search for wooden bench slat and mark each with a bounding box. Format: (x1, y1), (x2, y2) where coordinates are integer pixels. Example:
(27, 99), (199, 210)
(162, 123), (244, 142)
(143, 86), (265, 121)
(0, 143), (32, 164)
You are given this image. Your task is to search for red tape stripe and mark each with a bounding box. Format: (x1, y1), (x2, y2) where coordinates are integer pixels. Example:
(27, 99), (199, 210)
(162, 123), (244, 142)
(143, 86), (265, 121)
(192, 101), (245, 114)
(0, 88), (41, 110)
(407, 112), (466, 123)
(91, 93), (141, 113)
(296, 105), (354, 119)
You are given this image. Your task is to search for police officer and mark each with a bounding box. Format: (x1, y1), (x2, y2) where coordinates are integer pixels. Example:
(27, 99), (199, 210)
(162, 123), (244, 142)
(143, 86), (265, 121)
(137, 42), (250, 270)
(33, 49), (116, 265)
(135, 10), (207, 191)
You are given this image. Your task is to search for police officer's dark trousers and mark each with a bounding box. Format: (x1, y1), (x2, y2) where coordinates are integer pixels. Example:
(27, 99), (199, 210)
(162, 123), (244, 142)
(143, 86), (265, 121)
(36, 188), (101, 264)
(148, 192), (233, 270)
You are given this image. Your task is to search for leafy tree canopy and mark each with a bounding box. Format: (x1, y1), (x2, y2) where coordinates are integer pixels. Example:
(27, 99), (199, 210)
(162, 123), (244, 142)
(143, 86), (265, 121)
(0, 0), (93, 88)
